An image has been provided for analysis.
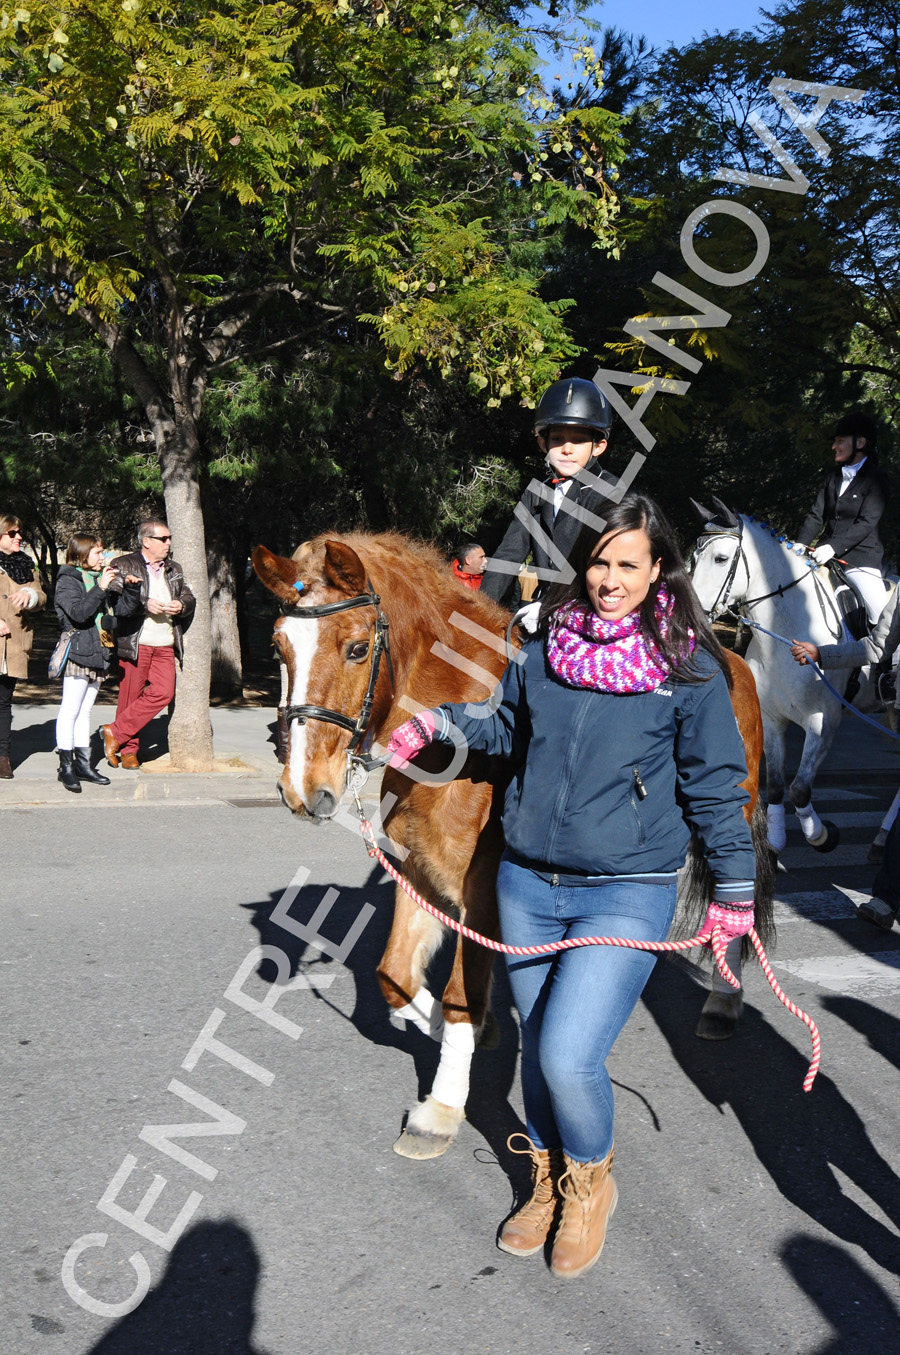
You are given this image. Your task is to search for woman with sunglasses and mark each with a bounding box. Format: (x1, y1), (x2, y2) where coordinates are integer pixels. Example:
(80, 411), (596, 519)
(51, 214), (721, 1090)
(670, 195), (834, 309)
(0, 514), (47, 778)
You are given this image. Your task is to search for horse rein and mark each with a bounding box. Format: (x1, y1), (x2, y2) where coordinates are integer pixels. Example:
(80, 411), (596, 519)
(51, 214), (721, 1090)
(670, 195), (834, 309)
(281, 586), (394, 778)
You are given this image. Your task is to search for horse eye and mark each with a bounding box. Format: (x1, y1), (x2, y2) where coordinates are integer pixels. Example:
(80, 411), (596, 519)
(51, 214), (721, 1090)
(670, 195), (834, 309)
(713, 554), (729, 565)
(347, 641), (369, 663)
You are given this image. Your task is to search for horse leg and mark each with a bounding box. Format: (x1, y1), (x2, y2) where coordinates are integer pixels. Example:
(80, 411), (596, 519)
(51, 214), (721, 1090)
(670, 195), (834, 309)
(393, 843), (500, 1160)
(377, 880), (447, 1037)
(789, 707), (841, 853)
(696, 939), (744, 1039)
(763, 716), (789, 854)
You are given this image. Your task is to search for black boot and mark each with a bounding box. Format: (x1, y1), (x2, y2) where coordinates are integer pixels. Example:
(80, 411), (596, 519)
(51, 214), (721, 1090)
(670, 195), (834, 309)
(276, 708), (290, 765)
(57, 750), (82, 794)
(74, 747), (111, 786)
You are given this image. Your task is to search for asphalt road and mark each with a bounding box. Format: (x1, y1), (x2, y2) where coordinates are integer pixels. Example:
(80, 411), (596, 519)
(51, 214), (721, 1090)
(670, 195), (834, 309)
(4, 768), (900, 1354)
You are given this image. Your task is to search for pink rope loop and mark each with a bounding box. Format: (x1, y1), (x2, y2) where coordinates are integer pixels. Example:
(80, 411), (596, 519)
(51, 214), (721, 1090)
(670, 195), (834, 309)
(360, 821), (820, 1090)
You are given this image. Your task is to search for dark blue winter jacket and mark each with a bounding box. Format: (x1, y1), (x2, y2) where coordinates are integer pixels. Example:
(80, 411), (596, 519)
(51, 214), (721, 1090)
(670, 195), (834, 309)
(437, 640), (755, 889)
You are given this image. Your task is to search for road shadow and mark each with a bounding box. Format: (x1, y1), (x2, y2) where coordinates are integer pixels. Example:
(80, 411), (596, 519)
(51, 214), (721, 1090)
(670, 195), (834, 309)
(242, 865), (524, 1182)
(10, 714), (57, 765)
(641, 960), (900, 1274)
(782, 1234), (900, 1353)
(86, 1219), (269, 1355)
(822, 994), (900, 1079)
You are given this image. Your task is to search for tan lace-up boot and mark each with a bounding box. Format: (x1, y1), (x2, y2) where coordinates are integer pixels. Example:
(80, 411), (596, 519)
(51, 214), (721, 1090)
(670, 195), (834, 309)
(550, 1145), (617, 1279)
(498, 1134), (564, 1257)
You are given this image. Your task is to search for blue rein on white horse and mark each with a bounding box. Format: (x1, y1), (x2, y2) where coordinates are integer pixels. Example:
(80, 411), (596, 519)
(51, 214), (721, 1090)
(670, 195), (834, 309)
(690, 502), (850, 857)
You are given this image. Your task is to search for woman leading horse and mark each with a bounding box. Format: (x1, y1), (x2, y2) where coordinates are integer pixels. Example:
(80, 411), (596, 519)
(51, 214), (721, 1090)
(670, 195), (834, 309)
(387, 493), (758, 1279)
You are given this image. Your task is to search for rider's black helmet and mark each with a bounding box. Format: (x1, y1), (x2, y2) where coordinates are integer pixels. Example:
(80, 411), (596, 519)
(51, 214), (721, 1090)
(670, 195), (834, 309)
(835, 412), (878, 447)
(533, 378), (612, 438)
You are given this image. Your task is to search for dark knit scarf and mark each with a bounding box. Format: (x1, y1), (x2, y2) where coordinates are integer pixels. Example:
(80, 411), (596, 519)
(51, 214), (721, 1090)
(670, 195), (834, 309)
(0, 550), (35, 585)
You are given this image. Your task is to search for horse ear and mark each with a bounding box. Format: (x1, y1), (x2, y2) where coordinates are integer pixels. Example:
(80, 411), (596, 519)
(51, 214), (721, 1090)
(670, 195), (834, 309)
(291, 540), (313, 564)
(322, 539), (367, 594)
(710, 496), (740, 528)
(690, 497), (715, 523)
(252, 545), (304, 606)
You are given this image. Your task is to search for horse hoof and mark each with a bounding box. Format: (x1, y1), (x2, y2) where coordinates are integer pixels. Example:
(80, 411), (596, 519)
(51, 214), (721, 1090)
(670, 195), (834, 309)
(477, 1010), (500, 1050)
(393, 1095), (464, 1159)
(393, 1126), (455, 1159)
(810, 820), (840, 853)
(695, 991), (743, 1041)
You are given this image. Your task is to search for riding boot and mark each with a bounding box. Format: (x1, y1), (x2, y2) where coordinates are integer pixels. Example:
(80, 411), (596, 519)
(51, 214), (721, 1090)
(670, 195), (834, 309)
(498, 1134), (564, 1257)
(276, 707), (290, 765)
(74, 747), (111, 786)
(57, 750), (83, 794)
(550, 1147), (617, 1279)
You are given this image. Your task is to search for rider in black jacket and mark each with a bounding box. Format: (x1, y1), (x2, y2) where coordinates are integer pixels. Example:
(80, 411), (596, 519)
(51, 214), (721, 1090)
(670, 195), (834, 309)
(797, 412), (890, 624)
(480, 378), (617, 610)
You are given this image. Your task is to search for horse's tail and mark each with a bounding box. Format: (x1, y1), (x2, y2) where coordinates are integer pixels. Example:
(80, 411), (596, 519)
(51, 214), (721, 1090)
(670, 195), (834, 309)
(672, 799), (776, 962)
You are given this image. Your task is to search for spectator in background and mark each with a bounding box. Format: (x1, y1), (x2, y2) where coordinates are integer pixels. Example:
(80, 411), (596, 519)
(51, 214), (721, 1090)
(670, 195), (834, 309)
(797, 412), (890, 625)
(101, 519), (195, 769)
(53, 534), (118, 793)
(452, 541), (487, 591)
(0, 513), (46, 779)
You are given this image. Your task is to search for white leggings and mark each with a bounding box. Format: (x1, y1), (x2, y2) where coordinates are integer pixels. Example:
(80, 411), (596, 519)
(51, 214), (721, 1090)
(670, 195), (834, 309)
(845, 567), (889, 625)
(56, 674), (101, 750)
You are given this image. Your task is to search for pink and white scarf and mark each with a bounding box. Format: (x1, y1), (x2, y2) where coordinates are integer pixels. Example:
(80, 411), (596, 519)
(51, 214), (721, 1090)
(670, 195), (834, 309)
(546, 586), (693, 694)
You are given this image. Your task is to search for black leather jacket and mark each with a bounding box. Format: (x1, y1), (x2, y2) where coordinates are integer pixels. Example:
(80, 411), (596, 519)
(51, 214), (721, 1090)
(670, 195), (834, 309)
(107, 552), (196, 665)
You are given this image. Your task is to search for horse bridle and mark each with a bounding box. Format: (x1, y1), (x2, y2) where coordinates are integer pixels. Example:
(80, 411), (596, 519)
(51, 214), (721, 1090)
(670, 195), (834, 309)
(693, 518), (842, 637)
(281, 586), (394, 775)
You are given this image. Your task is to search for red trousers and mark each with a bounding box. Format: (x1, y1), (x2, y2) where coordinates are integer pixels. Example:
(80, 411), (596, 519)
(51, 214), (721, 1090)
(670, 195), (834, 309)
(111, 646), (176, 757)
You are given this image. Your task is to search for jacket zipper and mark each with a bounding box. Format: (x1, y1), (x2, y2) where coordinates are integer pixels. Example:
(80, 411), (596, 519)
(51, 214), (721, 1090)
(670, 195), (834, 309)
(632, 766), (648, 800)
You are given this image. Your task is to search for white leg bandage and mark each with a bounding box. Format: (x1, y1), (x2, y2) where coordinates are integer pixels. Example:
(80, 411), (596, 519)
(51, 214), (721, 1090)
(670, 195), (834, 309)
(796, 802), (824, 843)
(430, 1021), (476, 1109)
(711, 937), (743, 993)
(767, 803), (786, 854)
(392, 988), (444, 1042)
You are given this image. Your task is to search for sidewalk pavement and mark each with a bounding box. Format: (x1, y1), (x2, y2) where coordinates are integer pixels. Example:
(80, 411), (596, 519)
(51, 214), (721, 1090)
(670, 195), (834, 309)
(0, 701), (283, 807)
(1, 696), (898, 809)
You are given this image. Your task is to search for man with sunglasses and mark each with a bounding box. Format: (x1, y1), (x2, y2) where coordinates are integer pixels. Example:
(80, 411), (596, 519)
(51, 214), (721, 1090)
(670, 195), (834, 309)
(101, 520), (196, 769)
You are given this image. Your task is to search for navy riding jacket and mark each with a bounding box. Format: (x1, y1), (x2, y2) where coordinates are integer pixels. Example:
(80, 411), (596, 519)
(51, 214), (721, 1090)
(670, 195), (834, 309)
(436, 640), (756, 892)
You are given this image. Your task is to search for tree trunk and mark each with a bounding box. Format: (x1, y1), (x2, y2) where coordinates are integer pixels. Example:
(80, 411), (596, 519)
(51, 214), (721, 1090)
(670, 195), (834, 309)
(161, 425), (215, 771)
(207, 538), (243, 700)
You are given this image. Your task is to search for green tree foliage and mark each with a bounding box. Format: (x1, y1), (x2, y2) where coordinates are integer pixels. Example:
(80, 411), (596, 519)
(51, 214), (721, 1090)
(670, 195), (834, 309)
(544, 6), (897, 552)
(0, 0), (624, 762)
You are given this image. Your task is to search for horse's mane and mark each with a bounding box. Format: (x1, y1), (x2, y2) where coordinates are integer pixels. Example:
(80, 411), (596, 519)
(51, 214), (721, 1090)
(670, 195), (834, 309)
(301, 529), (513, 683)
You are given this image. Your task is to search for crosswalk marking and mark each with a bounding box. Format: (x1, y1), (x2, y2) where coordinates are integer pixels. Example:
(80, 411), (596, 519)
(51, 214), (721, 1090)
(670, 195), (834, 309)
(785, 811), (882, 829)
(774, 952), (900, 995)
(773, 892), (863, 925)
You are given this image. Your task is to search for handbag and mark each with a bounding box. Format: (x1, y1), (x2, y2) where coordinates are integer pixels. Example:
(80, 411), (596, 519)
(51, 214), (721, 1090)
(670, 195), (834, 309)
(48, 629), (75, 680)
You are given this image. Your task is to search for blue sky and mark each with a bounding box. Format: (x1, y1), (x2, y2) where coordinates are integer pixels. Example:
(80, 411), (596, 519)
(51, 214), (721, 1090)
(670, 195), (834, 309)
(587, 0), (768, 49)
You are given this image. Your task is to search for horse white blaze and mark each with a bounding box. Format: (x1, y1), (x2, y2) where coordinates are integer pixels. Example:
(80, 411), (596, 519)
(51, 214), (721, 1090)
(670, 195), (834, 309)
(280, 612), (321, 813)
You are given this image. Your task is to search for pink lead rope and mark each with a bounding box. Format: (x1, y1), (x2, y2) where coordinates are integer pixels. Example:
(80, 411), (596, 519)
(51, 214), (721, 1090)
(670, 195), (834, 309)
(358, 818), (821, 1092)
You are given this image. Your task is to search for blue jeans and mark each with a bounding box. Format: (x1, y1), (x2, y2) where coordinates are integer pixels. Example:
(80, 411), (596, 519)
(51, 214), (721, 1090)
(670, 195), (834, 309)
(497, 854), (677, 1163)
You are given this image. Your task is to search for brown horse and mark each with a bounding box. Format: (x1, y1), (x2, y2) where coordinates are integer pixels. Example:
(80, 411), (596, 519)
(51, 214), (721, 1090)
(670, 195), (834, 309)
(253, 532), (772, 1159)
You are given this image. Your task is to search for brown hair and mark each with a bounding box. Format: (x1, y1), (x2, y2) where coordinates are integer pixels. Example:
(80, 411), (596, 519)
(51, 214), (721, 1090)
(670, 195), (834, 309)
(0, 513), (22, 538)
(65, 533), (103, 567)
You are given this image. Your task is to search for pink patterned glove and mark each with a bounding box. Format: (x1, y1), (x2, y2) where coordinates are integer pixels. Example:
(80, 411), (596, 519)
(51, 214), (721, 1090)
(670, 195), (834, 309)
(700, 899), (755, 944)
(386, 711), (437, 769)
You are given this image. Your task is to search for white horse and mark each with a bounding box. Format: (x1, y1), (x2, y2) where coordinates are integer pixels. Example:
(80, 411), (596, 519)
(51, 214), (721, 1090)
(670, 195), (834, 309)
(690, 501), (850, 857)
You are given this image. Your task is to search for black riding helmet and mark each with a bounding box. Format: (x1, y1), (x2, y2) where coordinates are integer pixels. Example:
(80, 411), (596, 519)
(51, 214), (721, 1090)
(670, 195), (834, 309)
(533, 377), (612, 438)
(835, 412), (877, 447)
